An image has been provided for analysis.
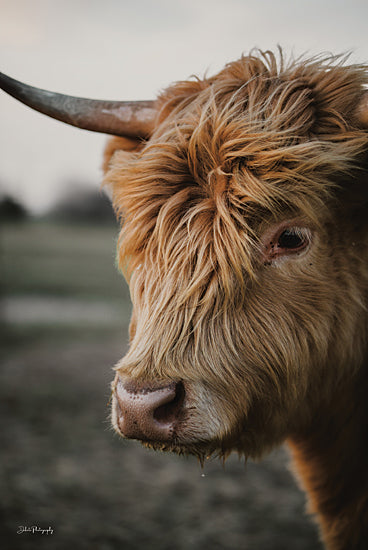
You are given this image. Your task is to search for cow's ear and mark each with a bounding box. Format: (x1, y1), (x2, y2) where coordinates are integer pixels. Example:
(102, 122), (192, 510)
(102, 136), (145, 174)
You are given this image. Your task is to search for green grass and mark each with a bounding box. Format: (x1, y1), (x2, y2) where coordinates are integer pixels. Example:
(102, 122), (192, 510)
(1, 220), (130, 302)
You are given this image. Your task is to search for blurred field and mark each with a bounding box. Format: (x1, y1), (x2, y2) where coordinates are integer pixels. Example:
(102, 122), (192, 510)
(0, 220), (323, 550)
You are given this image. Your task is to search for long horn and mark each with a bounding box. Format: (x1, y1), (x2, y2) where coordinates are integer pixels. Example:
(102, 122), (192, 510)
(356, 90), (368, 128)
(0, 72), (156, 138)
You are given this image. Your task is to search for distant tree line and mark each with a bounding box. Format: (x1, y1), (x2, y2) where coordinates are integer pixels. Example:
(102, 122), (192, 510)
(0, 186), (116, 225)
(0, 196), (28, 222)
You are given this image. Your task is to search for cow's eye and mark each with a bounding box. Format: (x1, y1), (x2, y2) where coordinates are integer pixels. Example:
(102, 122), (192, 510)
(277, 228), (306, 250)
(262, 223), (311, 263)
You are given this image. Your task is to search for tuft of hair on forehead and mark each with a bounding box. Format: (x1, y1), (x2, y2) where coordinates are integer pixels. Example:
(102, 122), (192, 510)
(156, 49), (368, 180)
(105, 49), (368, 305)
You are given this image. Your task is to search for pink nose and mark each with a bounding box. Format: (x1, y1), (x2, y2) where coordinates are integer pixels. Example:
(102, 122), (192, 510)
(115, 378), (185, 442)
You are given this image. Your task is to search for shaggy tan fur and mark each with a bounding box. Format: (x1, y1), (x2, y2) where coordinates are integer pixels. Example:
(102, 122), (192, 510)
(104, 50), (368, 549)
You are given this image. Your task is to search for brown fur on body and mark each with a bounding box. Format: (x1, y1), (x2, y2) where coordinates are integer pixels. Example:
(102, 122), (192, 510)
(104, 50), (368, 549)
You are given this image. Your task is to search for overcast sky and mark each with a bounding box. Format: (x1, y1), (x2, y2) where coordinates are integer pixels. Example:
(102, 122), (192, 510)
(1, 0), (368, 213)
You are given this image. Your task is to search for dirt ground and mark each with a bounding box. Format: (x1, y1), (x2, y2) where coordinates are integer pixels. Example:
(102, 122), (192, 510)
(0, 221), (323, 550)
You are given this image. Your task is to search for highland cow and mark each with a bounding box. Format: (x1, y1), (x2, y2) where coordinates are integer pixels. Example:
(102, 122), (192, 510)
(1, 50), (368, 550)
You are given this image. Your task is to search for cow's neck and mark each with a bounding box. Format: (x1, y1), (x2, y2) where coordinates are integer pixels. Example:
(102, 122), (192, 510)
(288, 365), (368, 550)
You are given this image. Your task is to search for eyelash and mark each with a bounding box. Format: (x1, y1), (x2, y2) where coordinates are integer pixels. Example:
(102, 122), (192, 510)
(277, 228), (307, 250)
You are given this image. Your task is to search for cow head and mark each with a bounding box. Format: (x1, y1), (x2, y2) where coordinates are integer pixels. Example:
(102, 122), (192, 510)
(2, 50), (368, 463)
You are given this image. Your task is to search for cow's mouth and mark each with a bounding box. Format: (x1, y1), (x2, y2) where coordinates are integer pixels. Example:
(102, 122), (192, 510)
(111, 375), (249, 461)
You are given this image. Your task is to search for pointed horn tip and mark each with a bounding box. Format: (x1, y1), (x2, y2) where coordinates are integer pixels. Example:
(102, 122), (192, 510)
(0, 71), (22, 95)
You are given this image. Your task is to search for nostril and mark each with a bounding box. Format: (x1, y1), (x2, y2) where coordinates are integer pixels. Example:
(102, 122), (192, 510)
(115, 378), (186, 442)
(153, 381), (185, 424)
